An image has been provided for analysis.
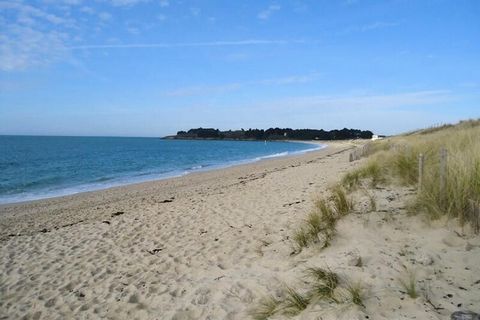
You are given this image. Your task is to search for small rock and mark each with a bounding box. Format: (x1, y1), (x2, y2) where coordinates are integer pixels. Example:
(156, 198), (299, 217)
(451, 311), (480, 320)
(347, 251), (363, 267)
(416, 252), (435, 266)
(465, 242), (474, 251)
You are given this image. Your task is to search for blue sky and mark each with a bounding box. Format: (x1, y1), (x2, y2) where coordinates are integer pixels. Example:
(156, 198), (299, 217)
(0, 0), (479, 137)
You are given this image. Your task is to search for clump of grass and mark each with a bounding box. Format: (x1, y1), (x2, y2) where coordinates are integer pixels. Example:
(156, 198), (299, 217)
(306, 210), (324, 235)
(399, 269), (418, 299)
(315, 199), (337, 230)
(250, 295), (281, 320)
(392, 150), (418, 185)
(331, 186), (354, 216)
(342, 158), (386, 191)
(362, 161), (385, 187)
(292, 199), (340, 251)
(345, 281), (366, 307)
(342, 170), (361, 190)
(305, 267), (339, 302)
(292, 227), (311, 250)
(283, 286), (310, 316)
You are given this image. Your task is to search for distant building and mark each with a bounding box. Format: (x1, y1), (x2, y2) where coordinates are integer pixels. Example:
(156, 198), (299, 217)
(371, 134), (386, 141)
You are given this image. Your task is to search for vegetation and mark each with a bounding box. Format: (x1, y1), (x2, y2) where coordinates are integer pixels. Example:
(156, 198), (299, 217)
(292, 192), (353, 252)
(283, 287), (310, 315)
(252, 119), (480, 319)
(249, 295), (281, 320)
(330, 186), (354, 216)
(305, 267), (339, 302)
(251, 269), (368, 319)
(342, 119), (480, 226)
(399, 269), (418, 299)
(345, 280), (366, 307)
(170, 127), (374, 140)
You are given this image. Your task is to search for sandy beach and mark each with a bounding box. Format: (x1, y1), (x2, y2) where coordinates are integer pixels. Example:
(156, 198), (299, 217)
(1, 140), (479, 320)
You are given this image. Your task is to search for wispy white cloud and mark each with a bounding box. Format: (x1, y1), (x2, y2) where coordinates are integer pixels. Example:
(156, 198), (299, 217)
(0, 1), (73, 71)
(256, 90), (453, 110)
(67, 39), (292, 50)
(259, 74), (320, 85)
(107, 0), (149, 7)
(159, 0), (169, 7)
(339, 21), (400, 36)
(190, 7), (201, 17)
(164, 83), (241, 97)
(0, 1), (73, 26)
(163, 73), (320, 97)
(360, 21), (399, 32)
(98, 12), (112, 21)
(258, 4), (281, 20)
(342, 0), (359, 6)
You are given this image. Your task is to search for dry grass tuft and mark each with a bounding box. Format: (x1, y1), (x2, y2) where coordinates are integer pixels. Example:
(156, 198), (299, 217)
(305, 267), (339, 302)
(344, 280), (366, 307)
(331, 186), (354, 216)
(399, 269), (418, 299)
(250, 295), (281, 320)
(283, 286), (310, 316)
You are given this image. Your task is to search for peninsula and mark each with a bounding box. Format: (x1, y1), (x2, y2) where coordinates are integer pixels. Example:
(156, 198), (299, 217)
(164, 127), (374, 141)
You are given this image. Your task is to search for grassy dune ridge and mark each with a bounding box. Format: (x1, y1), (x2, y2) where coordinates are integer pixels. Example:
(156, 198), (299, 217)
(251, 119), (480, 319)
(347, 119), (480, 226)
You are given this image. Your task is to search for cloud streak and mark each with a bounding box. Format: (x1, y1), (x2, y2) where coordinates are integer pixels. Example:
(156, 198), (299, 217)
(66, 39), (294, 50)
(163, 73), (321, 97)
(258, 4), (281, 20)
(255, 90), (453, 111)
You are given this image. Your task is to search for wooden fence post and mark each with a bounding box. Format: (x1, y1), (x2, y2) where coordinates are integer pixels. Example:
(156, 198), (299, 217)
(439, 148), (448, 209)
(418, 153), (424, 193)
(349, 152), (354, 162)
(468, 199), (480, 234)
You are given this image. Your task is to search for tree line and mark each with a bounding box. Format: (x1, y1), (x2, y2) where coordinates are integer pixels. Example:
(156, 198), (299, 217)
(170, 127), (374, 140)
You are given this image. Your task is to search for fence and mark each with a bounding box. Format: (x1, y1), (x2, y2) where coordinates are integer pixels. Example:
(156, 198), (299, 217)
(348, 143), (372, 162)
(349, 144), (480, 235)
(417, 148), (479, 235)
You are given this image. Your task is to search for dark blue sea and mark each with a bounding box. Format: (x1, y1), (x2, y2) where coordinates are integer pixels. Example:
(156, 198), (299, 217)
(0, 136), (323, 204)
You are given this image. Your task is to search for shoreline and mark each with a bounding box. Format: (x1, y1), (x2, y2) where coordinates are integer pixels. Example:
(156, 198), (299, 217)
(0, 141), (356, 240)
(0, 140), (325, 207)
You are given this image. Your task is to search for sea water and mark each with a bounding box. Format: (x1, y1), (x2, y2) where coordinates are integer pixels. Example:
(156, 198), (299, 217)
(0, 136), (323, 204)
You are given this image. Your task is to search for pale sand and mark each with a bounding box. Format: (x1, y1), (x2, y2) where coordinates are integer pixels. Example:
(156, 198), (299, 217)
(1, 141), (479, 320)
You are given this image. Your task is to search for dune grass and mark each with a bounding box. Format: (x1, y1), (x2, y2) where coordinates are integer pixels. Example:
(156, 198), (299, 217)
(399, 269), (418, 299)
(342, 119), (480, 227)
(292, 194), (351, 252)
(344, 280), (366, 307)
(305, 267), (339, 302)
(283, 286), (310, 316)
(249, 295), (282, 320)
(330, 186), (354, 216)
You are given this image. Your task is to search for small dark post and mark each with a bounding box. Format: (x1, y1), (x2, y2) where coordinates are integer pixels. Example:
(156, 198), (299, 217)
(439, 148), (448, 209)
(418, 153), (424, 193)
(469, 199), (480, 234)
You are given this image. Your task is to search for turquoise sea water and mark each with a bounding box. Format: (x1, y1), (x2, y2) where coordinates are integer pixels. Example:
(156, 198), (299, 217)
(0, 136), (323, 204)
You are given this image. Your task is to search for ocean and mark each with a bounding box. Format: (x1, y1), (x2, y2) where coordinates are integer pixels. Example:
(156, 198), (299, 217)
(0, 136), (323, 204)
